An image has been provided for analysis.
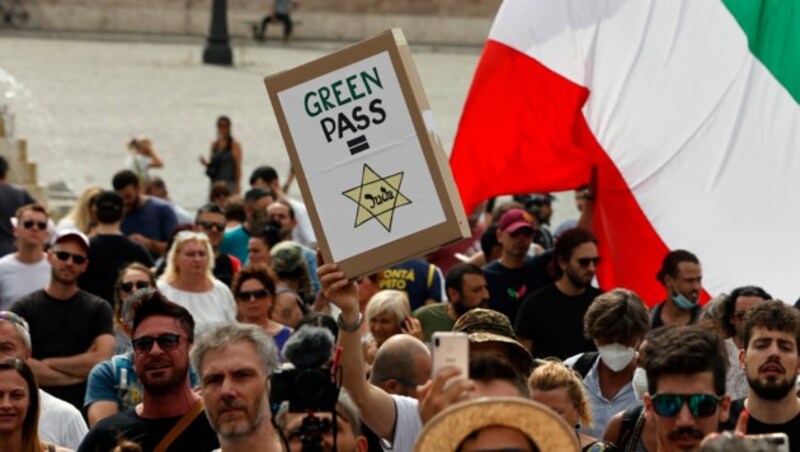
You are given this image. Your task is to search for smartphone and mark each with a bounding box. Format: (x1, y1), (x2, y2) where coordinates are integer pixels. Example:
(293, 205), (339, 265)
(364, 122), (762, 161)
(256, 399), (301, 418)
(432, 332), (469, 382)
(743, 433), (789, 452)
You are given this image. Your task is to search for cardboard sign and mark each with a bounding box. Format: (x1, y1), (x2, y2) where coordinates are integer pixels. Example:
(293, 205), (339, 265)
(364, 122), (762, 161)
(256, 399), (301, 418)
(264, 29), (470, 278)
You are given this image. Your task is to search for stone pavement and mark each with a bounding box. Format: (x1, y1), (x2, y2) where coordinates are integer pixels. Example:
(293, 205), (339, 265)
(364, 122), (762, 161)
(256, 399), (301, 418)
(0, 31), (579, 225)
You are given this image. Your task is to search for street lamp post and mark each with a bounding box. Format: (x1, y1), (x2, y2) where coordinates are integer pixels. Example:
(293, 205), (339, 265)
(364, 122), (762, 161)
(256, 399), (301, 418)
(203, 0), (233, 66)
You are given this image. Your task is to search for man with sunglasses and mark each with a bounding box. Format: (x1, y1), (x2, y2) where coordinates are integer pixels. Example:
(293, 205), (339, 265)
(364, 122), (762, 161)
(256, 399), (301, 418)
(483, 207), (552, 325)
(78, 191), (154, 306)
(0, 204), (51, 310)
(79, 290), (219, 451)
(727, 300), (800, 449)
(642, 325), (731, 451)
(196, 203), (241, 288)
(10, 229), (115, 412)
(515, 228), (603, 360)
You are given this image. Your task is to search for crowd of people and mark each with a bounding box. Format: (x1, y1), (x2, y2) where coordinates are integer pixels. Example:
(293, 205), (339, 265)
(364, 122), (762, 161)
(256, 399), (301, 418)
(0, 142), (799, 452)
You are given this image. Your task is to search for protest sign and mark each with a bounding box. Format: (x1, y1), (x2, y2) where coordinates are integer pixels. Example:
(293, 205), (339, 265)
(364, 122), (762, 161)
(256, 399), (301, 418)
(264, 29), (470, 278)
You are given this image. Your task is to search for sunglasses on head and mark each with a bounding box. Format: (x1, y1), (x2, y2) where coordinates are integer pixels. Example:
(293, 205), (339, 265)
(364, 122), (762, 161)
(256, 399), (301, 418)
(196, 221), (225, 232)
(120, 281), (151, 293)
(54, 251), (87, 265)
(651, 393), (720, 418)
(132, 333), (182, 354)
(175, 230), (209, 242)
(22, 220), (48, 231)
(0, 311), (29, 331)
(238, 289), (270, 301)
(577, 256), (602, 268)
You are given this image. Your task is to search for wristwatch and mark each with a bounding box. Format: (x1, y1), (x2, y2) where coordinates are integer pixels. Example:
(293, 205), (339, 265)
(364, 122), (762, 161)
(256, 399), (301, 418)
(337, 312), (363, 333)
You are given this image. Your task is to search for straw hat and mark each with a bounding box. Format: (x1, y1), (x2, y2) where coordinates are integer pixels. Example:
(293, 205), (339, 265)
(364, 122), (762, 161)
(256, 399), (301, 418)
(414, 397), (579, 452)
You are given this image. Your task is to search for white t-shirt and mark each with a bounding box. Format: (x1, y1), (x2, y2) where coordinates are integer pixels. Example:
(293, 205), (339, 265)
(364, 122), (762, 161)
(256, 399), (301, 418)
(289, 198), (317, 248)
(381, 395), (422, 452)
(156, 279), (237, 335)
(0, 253), (51, 310)
(39, 388), (88, 449)
(725, 337), (748, 400)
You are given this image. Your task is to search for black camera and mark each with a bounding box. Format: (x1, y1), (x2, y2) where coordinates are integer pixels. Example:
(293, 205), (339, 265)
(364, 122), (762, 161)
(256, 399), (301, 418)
(270, 365), (339, 415)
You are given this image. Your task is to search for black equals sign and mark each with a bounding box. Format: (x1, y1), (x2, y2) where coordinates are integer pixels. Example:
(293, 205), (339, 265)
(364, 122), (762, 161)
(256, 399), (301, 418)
(347, 135), (370, 155)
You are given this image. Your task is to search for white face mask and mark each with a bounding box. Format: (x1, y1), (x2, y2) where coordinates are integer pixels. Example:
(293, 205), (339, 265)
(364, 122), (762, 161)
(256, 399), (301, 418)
(632, 367), (648, 400)
(597, 343), (636, 372)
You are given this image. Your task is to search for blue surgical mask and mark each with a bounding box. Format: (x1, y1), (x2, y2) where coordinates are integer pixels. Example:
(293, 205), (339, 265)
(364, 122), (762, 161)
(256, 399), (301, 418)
(673, 292), (696, 310)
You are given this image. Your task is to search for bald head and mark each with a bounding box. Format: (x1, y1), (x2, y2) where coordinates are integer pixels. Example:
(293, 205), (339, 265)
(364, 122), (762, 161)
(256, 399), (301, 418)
(370, 335), (431, 397)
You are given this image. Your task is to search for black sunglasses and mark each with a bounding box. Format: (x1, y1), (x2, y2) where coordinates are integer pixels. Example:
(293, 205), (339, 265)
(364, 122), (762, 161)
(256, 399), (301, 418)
(121, 281), (151, 293)
(651, 393), (720, 418)
(238, 289), (270, 301)
(577, 256), (602, 268)
(22, 220), (47, 230)
(132, 333), (182, 354)
(197, 221), (225, 232)
(54, 251), (87, 265)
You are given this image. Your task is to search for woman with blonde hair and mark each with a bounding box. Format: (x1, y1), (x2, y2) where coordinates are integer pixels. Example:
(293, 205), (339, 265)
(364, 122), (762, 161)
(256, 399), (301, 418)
(156, 230), (236, 334)
(0, 358), (69, 452)
(528, 360), (617, 451)
(56, 185), (102, 235)
(362, 290), (423, 364)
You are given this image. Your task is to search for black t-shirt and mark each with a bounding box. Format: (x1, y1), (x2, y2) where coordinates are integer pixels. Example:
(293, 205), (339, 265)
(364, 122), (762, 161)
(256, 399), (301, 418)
(514, 283), (602, 360)
(78, 407), (220, 452)
(726, 399), (800, 452)
(10, 289), (113, 410)
(79, 234), (154, 306)
(214, 253), (236, 288)
(483, 251), (552, 324)
(650, 300), (700, 329)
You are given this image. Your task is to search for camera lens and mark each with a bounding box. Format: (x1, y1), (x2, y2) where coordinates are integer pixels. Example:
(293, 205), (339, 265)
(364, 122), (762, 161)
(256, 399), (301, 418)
(435, 338), (440, 347)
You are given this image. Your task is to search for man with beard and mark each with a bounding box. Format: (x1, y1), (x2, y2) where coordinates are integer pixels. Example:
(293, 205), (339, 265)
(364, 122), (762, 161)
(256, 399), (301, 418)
(651, 250), (703, 328)
(78, 291), (219, 451)
(113, 170), (178, 258)
(716, 286), (771, 400)
(728, 300), (800, 448)
(10, 229), (115, 411)
(413, 263), (490, 342)
(483, 208), (552, 324)
(514, 228), (603, 360)
(191, 323), (282, 452)
(642, 326), (730, 452)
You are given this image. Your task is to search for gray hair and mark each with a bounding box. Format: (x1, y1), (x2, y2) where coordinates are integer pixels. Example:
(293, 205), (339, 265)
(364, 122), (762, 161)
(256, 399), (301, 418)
(190, 323), (279, 380)
(0, 315), (31, 352)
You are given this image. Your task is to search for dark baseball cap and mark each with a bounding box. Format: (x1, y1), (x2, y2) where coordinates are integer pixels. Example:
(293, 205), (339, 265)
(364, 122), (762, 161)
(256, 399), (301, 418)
(497, 208), (535, 234)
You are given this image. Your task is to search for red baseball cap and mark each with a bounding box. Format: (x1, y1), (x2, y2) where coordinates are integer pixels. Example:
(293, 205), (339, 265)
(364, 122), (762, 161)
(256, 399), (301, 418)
(497, 208), (535, 233)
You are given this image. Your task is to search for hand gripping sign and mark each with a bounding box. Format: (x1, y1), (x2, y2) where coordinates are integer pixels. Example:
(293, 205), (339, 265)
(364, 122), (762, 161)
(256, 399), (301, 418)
(264, 29), (470, 279)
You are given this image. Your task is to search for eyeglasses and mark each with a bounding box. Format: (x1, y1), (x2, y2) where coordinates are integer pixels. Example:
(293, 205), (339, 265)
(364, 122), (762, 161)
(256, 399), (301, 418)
(577, 257), (602, 267)
(196, 221), (225, 232)
(175, 230), (209, 242)
(651, 393), (720, 418)
(238, 289), (270, 301)
(120, 281), (151, 293)
(0, 312), (29, 331)
(22, 220), (47, 230)
(54, 251), (87, 265)
(132, 333), (182, 354)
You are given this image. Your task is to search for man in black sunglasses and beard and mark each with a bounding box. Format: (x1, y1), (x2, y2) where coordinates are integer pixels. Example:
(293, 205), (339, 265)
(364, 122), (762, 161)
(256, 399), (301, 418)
(11, 229), (115, 412)
(515, 228), (603, 360)
(642, 325), (731, 452)
(79, 290), (219, 451)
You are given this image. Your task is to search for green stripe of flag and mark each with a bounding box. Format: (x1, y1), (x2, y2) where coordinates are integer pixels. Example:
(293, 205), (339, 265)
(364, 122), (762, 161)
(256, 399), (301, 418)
(722, 0), (800, 103)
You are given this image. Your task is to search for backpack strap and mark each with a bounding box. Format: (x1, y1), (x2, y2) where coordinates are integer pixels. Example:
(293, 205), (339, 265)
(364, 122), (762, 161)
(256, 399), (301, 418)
(571, 351), (599, 378)
(617, 405), (644, 451)
(154, 398), (204, 452)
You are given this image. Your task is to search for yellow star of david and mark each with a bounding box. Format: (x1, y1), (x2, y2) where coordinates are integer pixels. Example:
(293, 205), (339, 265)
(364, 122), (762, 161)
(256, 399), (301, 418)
(342, 164), (412, 232)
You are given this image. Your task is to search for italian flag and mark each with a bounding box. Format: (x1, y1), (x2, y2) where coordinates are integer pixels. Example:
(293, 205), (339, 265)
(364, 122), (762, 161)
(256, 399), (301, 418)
(450, 0), (800, 306)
